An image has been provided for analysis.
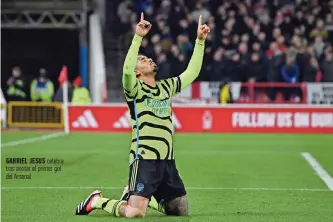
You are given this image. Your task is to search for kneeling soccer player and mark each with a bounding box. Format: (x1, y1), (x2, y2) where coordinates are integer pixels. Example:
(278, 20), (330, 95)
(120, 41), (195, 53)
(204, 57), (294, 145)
(75, 12), (209, 218)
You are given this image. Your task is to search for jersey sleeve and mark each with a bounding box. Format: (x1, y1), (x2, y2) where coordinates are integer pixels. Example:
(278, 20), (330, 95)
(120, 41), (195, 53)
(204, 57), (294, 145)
(165, 39), (205, 96)
(162, 77), (182, 97)
(122, 34), (143, 100)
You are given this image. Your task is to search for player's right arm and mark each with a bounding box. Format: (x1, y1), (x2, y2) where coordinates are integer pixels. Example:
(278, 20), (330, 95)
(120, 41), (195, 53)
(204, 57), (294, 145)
(122, 34), (143, 98)
(122, 13), (152, 99)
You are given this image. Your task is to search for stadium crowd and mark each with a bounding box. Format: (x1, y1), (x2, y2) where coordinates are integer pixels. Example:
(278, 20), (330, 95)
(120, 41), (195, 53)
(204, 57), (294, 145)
(117, 0), (333, 85)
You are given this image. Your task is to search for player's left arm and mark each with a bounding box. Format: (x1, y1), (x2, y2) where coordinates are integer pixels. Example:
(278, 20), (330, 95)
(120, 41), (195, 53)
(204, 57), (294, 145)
(164, 15), (210, 96)
(178, 38), (205, 91)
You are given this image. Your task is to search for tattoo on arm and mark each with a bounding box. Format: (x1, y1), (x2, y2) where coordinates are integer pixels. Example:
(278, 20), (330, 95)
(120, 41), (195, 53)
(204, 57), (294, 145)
(164, 196), (188, 216)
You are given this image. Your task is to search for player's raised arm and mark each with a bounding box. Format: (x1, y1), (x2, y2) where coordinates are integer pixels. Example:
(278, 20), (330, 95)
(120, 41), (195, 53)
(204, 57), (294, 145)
(122, 13), (152, 93)
(177, 15), (210, 91)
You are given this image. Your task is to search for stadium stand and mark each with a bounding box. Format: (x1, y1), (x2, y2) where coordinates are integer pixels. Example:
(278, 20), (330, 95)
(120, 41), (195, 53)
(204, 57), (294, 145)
(106, 0), (333, 103)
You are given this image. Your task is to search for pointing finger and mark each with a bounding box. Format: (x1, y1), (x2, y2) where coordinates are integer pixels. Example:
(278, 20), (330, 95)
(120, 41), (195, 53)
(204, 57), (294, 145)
(141, 12), (144, 21)
(198, 15), (202, 26)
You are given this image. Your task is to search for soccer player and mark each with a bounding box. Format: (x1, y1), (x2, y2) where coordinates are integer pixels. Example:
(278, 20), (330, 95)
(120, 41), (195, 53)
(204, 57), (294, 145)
(75, 13), (209, 218)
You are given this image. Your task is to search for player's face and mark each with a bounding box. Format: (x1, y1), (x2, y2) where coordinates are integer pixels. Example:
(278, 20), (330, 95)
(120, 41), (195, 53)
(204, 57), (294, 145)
(136, 55), (158, 77)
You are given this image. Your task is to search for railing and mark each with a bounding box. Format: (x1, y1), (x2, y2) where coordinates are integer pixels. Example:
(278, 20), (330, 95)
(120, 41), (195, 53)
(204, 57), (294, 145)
(174, 82), (333, 104)
(240, 82), (308, 104)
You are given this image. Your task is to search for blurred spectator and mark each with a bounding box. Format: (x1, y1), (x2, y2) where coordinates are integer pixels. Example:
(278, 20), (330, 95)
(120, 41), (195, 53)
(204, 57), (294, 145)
(210, 47), (224, 81)
(6, 66), (26, 101)
(313, 35), (325, 58)
(192, 2), (210, 24)
(117, 0), (333, 100)
(247, 52), (265, 82)
(321, 51), (333, 82)
(218, 80), (233, 104)
(156, 53), (171, 80)
(280, 52), (300, 101)
(177, 34), (193, 57)
(30, 68), (54, 102)
(280, 52), (300, 83)
(303, 57), (321, 82)
(71, 76), (91, 105)
(225, 52), (241, 81)
(310, 19), (328, 39)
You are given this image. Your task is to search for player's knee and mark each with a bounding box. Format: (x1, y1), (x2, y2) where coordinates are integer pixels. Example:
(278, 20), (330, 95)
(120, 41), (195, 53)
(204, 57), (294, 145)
(177, 207), (188, 216)
(165, 196), (189, 216)
(166, 207), (188, 216)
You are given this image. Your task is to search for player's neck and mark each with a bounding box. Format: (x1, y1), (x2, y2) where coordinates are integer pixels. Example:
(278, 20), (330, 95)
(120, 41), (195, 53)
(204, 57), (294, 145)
(142, 76), (156, 87)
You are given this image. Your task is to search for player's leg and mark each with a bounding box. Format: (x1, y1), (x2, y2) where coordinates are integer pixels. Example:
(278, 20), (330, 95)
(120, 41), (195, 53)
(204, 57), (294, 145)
(156, 160), (188, 216)
(75, 190), (146, 218)
(164, 195), (188, 216)
(120, 185), (166, 214)
(95, 195), (148, 217)
(75, 159), (158, 218)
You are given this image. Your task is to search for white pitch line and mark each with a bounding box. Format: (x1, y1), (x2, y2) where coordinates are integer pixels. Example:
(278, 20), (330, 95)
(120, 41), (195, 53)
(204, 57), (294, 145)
(301, 152), (333, 191)
(0, 186), (330, 192)
(1, 132), (65, 148)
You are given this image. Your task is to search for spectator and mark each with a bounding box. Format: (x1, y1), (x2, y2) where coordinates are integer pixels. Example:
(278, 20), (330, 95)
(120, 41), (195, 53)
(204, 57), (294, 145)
(313, 35), (325, 58)
(325, 13), (333, 32)
(211, 47), (224, 81)
(310, 19), (329, 39)
(156, 53), (171, 80)
(30, 68), (54, 102)
(276, 35), (288, 52)
(71, 76), (91, 105)
(280, 52), (300, 101)
(177, 34), (193, 58)
(257, 32), (268, 50)
(238, 42), (250, 81)
(192, 2), (210, 24)
(303, 57), (320, 82)
(279, 15), (294, 39)
(280, 52), (300, 83)
(247, 52), (265, 82)
(224, 53), (241, 81)
(218, 80), (233, 104)
(321, 51), (333, 82)
(6, 66), (26, 101)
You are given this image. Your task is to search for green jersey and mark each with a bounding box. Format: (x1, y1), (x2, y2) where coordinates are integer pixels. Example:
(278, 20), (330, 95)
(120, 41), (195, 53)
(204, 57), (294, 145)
(122, 34), (205, 163)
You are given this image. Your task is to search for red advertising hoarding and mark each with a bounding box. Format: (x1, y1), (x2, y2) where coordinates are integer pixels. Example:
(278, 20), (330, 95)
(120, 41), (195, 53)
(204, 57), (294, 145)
(69, 105), (333, 133)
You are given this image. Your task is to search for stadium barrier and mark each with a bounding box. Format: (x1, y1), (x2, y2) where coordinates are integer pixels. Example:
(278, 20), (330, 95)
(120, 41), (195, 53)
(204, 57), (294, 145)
(68, 104), (333, 134)
(7, 102), (64, 128)
(175, 82), (333, 104)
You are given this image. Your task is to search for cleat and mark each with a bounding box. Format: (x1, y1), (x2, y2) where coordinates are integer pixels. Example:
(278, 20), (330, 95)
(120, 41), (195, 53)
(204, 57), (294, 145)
(120, 185), (129, 201)
(75, 190), (102, 215)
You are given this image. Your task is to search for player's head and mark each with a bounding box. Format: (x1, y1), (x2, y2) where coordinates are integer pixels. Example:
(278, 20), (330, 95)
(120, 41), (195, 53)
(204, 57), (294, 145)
(135, 55), (158, 79)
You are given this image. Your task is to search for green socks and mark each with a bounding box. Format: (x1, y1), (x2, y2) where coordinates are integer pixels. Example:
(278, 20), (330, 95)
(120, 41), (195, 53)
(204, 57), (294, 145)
(96, 198), (125, 217)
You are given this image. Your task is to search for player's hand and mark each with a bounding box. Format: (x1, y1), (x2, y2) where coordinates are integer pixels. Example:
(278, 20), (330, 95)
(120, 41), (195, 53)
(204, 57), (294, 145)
(135, 13), (152, 37)
(197, 15), (210, 40)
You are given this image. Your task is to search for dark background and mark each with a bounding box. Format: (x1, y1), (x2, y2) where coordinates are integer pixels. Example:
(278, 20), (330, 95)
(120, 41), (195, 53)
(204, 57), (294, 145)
(1, 29), (79, 98)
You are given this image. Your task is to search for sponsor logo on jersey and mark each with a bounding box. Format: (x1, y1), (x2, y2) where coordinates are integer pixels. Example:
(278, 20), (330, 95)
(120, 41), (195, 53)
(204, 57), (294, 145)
(113, 110), (181, 129)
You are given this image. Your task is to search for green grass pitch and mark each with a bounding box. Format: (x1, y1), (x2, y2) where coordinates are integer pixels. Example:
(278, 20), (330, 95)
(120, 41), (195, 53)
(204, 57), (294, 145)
(1, 132), (333, 222)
